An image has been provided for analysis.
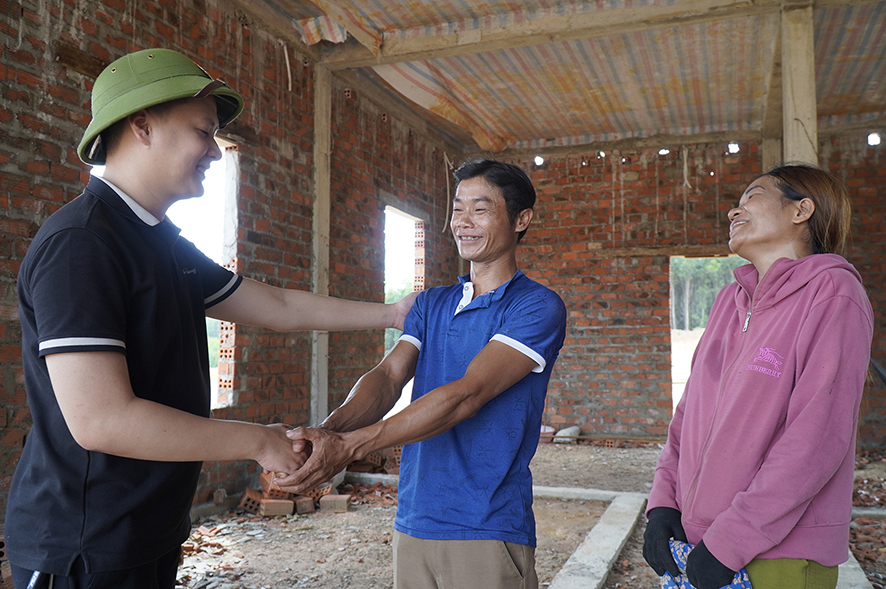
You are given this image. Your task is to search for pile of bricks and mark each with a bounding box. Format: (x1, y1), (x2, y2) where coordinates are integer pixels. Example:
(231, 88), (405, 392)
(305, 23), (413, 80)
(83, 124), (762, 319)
(346, 446), (402, 475)
(341, 482), (398, 507)
(238, 471), (351, 516)
(181, 524), (226, 558)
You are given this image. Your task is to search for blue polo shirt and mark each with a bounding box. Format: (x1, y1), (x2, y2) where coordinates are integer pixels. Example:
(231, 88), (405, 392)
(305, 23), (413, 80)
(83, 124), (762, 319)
(394, 270), (566, 547)
(8, 176), (242, 575)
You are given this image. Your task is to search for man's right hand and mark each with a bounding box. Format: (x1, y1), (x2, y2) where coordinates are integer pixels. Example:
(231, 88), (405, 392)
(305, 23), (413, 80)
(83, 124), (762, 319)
(274, 427), (359, 494)
(642, 506), (687, 577)
(255, 424), (311, 476)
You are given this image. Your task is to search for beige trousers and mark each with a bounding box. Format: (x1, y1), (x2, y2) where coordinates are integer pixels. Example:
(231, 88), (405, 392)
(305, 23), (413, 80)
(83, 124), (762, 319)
(393, 530), (539, 589)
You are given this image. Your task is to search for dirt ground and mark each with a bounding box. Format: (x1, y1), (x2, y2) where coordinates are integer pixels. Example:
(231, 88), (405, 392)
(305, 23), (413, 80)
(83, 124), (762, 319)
(176, 443), (886, 589)
(176, 442), (660, 589)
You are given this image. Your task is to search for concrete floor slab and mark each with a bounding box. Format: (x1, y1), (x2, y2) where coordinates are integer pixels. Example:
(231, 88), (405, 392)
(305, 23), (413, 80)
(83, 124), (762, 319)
(347, 475), (873, 589)
(838, 555), (874, 589)
(547, 492), (647, 589)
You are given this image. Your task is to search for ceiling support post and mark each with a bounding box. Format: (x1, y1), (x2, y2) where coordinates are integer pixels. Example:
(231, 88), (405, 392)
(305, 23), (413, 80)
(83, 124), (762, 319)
(781, 4), (819, 165)
(311, 65), (332, 425)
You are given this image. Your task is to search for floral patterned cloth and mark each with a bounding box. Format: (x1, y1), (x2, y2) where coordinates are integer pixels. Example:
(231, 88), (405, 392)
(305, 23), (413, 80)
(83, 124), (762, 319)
(660, 541), (752, 589)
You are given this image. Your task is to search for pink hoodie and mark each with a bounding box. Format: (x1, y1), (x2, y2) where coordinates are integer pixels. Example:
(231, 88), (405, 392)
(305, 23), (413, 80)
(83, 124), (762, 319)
(649, 254), (874, 571)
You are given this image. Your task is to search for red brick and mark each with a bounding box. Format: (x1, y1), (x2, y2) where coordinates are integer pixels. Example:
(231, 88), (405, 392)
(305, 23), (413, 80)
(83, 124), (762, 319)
(259, 498), (294, 517)
(319, 494), (350, 513)
(294, 495), (315, 514)
(259, 470), (294, 500)
(238, 487), (262, 514)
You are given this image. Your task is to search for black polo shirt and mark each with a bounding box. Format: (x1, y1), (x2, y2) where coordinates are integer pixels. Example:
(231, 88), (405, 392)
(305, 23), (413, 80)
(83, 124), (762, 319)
(7, 176), (242, 574)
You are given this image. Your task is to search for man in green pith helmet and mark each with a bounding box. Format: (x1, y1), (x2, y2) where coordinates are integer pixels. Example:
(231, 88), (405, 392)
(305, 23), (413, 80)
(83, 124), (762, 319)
(6, 48), (414, 588)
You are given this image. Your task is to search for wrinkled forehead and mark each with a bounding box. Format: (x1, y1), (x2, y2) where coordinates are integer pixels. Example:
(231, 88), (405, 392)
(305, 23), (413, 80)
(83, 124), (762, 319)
(739, 175), (779, 201)
(454, 176), (504, 202)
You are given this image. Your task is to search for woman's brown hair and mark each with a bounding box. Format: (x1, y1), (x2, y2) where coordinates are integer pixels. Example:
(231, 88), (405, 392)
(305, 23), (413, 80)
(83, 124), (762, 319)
(765, 164), (852, 255)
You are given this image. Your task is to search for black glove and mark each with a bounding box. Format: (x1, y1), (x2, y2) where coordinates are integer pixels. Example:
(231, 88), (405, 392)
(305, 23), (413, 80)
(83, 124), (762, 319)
(642, 506), (687, 577)
(686, 540), (736, 589)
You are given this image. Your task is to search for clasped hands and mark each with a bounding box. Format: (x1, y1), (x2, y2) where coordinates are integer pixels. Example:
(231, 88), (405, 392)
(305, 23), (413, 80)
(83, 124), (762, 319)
(257, 424), (354, 495)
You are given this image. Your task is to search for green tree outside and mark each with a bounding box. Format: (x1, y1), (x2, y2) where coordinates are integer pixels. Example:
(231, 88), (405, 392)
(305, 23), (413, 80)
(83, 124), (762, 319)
(386, 280), (415, 353)
(206, 317), (220, 368)
(670, 256), (747, 330)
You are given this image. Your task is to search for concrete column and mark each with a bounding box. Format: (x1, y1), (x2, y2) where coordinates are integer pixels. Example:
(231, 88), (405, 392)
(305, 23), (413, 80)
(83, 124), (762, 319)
(781, 5), (818, 165)
(762, 137), (783, 172)
(311, 65), (331, 425)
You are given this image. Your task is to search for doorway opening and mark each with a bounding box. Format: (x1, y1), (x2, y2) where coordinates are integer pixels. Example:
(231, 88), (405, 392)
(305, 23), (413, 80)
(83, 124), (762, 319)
(383, 206), (424, 417)
(669, 255), (747, 408)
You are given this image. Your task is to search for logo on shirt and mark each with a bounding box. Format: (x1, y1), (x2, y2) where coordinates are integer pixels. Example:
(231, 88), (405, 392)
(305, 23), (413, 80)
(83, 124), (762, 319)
(182, 268), (197, 275)
(747, 346), (784, 378)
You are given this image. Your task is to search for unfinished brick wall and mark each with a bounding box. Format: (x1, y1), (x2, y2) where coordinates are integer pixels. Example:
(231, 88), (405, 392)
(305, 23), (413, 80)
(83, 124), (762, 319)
(519, 139), (885, 444)
(820, 135), (886, 446)
(516, 144), (758, 439)
(0, 0), (453, 513)
(326, 77), (457, 409)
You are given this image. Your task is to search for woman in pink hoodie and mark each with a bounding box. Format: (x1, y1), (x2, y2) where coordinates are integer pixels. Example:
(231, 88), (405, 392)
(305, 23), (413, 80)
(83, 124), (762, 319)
(643, 165), (874, 589)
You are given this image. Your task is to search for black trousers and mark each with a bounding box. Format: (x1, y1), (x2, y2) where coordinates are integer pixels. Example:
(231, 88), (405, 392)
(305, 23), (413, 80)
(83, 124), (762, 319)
(11, 546), (180, 589)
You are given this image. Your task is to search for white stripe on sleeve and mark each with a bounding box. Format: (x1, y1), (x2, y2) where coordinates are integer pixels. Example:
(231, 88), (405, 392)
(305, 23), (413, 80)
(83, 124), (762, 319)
(39, 337), (126, 352)
(204, 275), (240, 306)
(399, 334), (422, 351)
(491, 334), (546, 373)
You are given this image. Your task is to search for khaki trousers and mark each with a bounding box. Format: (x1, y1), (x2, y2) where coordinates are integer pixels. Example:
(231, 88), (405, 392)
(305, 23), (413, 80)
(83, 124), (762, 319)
(393, 530), (538, 589)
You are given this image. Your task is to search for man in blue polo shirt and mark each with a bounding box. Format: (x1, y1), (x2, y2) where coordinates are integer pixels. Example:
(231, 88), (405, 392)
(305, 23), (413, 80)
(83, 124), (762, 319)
(277, 159), (567, 589)
(7, 48), (413, 589)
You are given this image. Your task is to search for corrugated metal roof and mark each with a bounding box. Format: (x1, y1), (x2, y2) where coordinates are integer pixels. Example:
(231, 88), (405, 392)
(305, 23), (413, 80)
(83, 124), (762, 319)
(374, 15), (778, 150)
(246, 0), (886, 152)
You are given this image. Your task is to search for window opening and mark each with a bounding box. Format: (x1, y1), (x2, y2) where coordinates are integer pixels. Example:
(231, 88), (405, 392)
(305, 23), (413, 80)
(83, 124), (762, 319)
(383, 206), (424, 418)
(669, 255), (747, 408)
(166, 139), (238, 409)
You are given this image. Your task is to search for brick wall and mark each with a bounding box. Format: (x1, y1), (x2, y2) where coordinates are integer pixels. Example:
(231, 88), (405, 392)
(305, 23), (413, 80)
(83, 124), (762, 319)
(0, 0), (453, 513)
(326, 77), (458, 408)
(820, 135), (886, 446)
(518, 139), (885, 444)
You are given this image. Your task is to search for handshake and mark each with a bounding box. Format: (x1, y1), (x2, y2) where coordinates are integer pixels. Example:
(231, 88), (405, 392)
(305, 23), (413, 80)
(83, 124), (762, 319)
(255, 424), (358, 495)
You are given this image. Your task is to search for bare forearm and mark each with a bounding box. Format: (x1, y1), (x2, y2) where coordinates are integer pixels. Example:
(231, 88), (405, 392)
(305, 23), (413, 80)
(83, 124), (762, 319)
(75, 397), (269, 462)
(337, 380), (483, 461)
(335, 342), (538, 459)
(278, 380), (481, 492)
(48, 351), (305, 474)
(210, 278), (406, 332)
(321, 369), (405, 433)
(277, 341), (536, 493)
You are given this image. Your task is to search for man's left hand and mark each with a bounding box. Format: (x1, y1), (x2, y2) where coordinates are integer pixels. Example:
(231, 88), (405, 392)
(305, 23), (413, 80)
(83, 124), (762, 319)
(274, 427), (355, 494)
(390, 291), (418, 331)
(686, 540), (736, 589)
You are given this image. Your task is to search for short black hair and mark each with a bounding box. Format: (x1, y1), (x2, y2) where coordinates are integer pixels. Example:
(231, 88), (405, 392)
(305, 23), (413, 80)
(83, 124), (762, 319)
(453, 159), (536, 242)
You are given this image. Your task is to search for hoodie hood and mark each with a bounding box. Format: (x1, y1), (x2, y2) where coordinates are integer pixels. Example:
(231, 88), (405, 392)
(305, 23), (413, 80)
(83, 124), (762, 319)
(732, 254), (863, 310)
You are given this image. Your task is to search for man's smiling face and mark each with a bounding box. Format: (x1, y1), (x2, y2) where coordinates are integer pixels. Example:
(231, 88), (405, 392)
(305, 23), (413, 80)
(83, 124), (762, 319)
(450, 177), (521, 265)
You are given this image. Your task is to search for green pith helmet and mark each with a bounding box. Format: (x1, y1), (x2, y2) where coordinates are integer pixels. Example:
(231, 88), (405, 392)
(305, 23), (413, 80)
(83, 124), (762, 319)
(77, 48), (244, 165)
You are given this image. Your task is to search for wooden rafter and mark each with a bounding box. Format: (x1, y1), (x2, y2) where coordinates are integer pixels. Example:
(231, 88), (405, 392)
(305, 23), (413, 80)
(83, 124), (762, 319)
(319, 0), (788, 69)
(317, 0), (883, 69)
